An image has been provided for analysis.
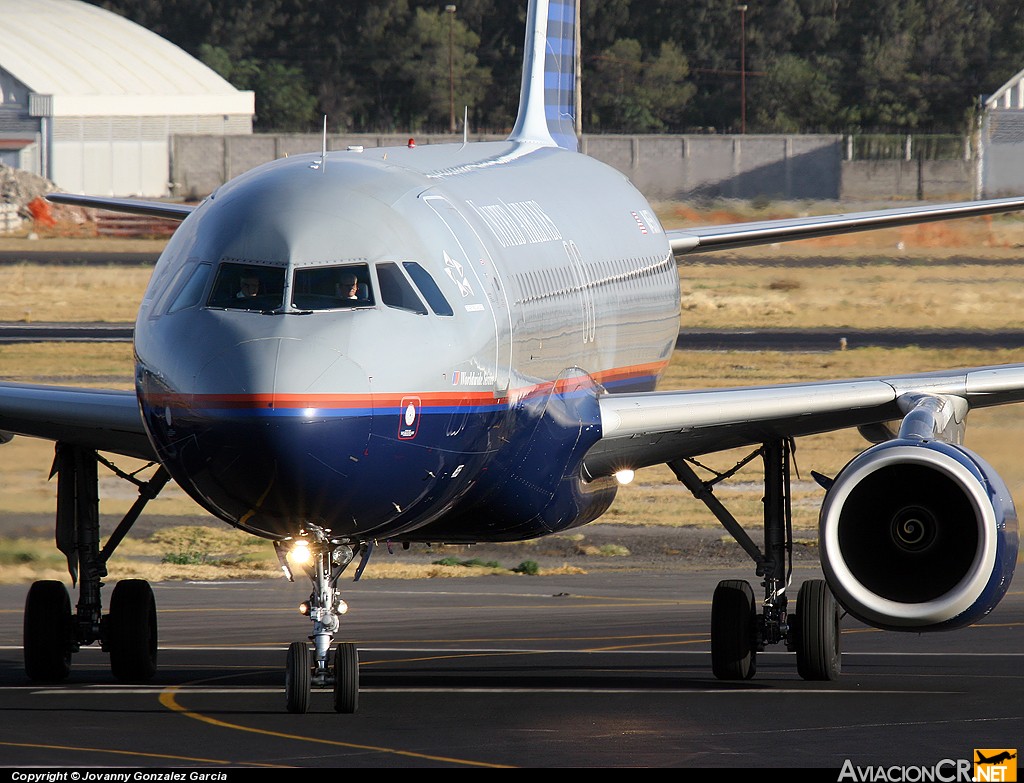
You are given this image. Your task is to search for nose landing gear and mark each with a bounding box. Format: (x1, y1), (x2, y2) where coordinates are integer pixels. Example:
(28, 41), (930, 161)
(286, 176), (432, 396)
(276, 527), (366, 713)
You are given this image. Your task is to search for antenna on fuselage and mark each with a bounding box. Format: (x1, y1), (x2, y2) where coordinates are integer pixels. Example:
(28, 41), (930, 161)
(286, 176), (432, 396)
(310, 115), (328, 171)
(461, 106), (469, 149)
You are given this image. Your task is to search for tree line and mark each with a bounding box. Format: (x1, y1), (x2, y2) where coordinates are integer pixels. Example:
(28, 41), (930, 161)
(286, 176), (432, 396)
(88, 0), (1024, 136)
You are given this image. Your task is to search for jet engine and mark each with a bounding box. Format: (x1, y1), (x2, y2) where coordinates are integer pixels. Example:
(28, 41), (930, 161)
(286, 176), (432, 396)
(819, 439), (1018, 631)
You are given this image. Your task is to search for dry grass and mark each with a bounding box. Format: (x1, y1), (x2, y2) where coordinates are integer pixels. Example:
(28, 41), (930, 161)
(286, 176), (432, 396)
(0, 342), (134, 386)
(0, 265), (154, 322)
(678, 261), (1024, 330)
(0, 525), (582, 585)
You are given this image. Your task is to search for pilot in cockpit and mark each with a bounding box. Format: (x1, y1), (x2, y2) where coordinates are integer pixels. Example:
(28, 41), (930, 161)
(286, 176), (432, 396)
(236, 271), (261, 299)
(336, 272), (367, 303)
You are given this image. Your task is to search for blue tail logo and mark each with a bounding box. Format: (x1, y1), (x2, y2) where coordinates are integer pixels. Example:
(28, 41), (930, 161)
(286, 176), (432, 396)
(544, 0), (579, 151)
(509, 0), (580, 152)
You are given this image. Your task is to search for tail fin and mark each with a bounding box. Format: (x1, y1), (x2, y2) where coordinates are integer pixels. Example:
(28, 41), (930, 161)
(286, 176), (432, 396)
(508, 0), (580, 151)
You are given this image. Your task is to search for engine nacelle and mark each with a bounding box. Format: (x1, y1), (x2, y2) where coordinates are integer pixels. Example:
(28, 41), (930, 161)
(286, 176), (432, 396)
(819, 439), (1018, 631)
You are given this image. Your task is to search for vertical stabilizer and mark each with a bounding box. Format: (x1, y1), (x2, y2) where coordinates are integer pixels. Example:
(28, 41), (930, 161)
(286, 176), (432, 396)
(508, 0), (580, 151)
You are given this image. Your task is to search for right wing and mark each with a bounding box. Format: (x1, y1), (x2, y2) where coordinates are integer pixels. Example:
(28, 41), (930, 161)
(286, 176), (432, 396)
(666, 196), (1024, 255)
(0, 382), (155, 461)
(46, 194), (195, 221)
(584, 363), (1024, 478)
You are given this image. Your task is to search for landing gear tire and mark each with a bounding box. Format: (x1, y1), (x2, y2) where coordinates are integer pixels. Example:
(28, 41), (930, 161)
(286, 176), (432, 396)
(108, 579), (158, 682)
(24, 580), (73, 682)
(332, 642), (359, 714)
(285, 642), (311, 714)
(795, 579), (841, 681)
(711, 579), (757, 680)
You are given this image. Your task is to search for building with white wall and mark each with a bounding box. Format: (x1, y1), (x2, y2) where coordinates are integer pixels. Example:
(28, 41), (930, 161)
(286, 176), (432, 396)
(0, 0), (253, 197)
(980, 69), (1024, 197)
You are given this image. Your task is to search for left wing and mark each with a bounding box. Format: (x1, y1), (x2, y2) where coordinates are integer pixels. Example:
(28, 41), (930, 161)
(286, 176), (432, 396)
(46, 194), (195, 221)
(584, 364), (1024, 478)
(666, 196), (1024, 255)
(0, 383), (154, 460)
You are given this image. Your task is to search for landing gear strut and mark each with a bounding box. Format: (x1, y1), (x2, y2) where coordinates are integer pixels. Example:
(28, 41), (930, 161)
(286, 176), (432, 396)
(23, 443), (170, 683)
(670, 438), (842, 682)
(275, 526), (364, 713)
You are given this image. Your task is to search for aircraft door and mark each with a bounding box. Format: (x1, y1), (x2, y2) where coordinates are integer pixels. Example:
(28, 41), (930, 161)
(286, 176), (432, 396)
(422, 195), (513, 396)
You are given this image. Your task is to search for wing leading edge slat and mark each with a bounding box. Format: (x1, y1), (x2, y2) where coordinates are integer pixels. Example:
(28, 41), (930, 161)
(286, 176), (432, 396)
(0, 383), (155, 460)
(584, 363), (1024, 478)
(46, 194), (194, 221)
(666, 196), (1024, 255)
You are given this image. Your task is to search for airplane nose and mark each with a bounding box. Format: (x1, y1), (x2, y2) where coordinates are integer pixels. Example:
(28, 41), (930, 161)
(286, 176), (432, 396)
(163, 336), (377, 537)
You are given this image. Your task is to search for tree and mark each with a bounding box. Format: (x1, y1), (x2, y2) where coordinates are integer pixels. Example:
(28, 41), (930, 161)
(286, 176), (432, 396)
(199, 45), (317, 132)
(752, 54), (841, 132)
(586, 39), (695, 133)
(397, 8), (492, 132)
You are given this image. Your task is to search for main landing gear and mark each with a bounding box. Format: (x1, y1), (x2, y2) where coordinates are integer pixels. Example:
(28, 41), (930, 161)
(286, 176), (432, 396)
(23, 444), (169, 683)
(275, 526), (366, 714)
(668, 438), (842, 682)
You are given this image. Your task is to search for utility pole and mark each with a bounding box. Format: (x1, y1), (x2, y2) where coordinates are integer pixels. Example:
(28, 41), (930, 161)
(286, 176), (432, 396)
(738, 5), (748, 134)
(446, 5), (457, 134)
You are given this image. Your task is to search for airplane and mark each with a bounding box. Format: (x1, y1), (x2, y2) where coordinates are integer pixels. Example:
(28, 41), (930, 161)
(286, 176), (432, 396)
(977, 752), (1017, 765)
(8, 0), (1021, 714)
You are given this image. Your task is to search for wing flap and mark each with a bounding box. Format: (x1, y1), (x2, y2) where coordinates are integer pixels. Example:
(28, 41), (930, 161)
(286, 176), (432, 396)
(667, 196), (1024, 256)
(0, 383), (155, 460)
(584, 363), (1024, 478)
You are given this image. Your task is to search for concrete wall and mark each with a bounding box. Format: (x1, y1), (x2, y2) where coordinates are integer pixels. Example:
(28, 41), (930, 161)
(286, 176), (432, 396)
(170, 132), (976, 203)
(171, 133), (491, 199)
(839, 160), (974, 201)
(582, 134), (844, 201)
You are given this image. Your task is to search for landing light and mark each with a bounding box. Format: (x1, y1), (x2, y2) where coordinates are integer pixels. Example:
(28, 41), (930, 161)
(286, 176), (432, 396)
(289, 539), (312, 566)
(614, 469), (635, 485)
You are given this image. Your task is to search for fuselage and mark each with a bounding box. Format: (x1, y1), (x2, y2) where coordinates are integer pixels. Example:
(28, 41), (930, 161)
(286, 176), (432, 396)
(133, 140), (680, 543)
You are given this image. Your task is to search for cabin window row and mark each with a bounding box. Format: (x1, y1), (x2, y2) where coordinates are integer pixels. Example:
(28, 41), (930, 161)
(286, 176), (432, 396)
(512, 254), (675, 305)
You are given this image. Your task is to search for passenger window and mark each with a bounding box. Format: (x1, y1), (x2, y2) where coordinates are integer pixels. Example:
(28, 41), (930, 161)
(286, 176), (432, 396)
(292, 264), (374, 310)
(403, 262), (454, 316)
(167, 263), (211, 314)
(207, 262), (285, 311)
(376, 263), (427, 314)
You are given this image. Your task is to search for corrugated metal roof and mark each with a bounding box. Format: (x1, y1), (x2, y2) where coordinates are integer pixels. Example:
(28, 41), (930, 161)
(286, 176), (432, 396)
(0, 0), (253, 115)
(986, 69), (1024, 111)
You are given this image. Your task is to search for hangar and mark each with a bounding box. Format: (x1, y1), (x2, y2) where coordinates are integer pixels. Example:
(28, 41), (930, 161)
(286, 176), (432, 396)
(0, 0), (253, 197)
(981, 69), (1024, 197)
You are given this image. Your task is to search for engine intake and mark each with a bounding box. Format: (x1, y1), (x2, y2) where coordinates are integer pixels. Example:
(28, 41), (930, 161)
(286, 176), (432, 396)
(819, 439), (1017, 631)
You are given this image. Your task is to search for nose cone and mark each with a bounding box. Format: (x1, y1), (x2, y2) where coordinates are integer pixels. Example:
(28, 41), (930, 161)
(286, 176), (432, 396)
(144, 336), (384, 538)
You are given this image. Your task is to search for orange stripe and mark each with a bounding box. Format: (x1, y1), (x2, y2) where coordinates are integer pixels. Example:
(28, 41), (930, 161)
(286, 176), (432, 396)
(143, 360), (669, 410)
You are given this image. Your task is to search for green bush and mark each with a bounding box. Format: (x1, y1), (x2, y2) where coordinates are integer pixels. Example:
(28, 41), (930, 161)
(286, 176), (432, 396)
(513, 560), (539, 575)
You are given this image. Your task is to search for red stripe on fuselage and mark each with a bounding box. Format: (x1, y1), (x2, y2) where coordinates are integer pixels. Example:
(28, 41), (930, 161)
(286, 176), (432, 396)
(143, 360), (669, 411)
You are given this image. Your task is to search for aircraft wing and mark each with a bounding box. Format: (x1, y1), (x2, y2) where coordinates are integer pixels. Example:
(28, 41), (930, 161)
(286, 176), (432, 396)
(46, 193), (194, 221)
(666, 196), (1024, 255)
(0, 383), (155, 461)
(583, 364), (1024, 478)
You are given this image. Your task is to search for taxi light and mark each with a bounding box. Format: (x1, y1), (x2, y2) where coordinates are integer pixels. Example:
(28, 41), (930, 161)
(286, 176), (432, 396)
(289, 539), (312, 565)
(614, 469), (635, 485)
(299, 601), (311, 615)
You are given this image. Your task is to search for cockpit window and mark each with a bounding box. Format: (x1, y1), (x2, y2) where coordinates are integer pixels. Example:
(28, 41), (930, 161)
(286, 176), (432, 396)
(167, 263), (211, 314)
(376, 262), (428, 315)
(208, 262), (286, 311)
(403, 262), (454, 316)
(292, 264), (374, 310)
